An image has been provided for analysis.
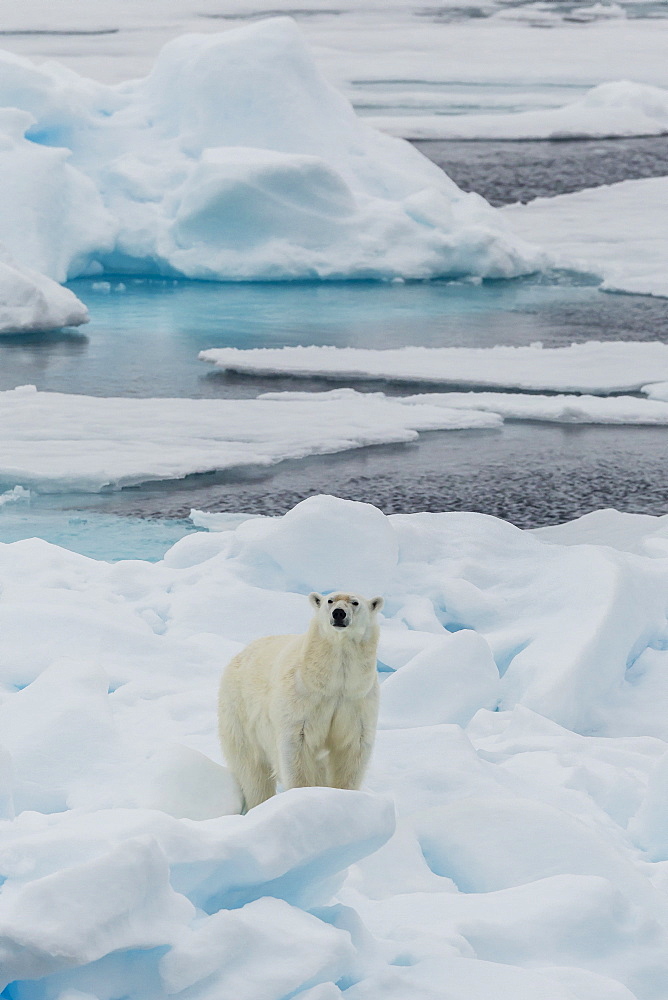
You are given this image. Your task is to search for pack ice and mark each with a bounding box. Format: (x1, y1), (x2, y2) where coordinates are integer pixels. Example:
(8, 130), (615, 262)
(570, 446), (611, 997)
(1, 493), (668, 999)
(0, 17), (541, 307)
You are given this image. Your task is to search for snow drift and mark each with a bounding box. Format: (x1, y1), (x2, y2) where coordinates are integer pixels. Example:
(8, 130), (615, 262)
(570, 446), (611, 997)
(0, 19), (541, 285)
(1, 494), (668, 999)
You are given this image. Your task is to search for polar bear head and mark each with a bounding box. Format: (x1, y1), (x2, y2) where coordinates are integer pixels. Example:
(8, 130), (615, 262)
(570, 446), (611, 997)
(309, 591), (384, 638)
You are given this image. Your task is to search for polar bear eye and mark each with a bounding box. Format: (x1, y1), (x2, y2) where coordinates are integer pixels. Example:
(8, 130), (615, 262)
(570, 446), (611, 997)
(351, 601), (358, 606)
(327, 599), (333, 604)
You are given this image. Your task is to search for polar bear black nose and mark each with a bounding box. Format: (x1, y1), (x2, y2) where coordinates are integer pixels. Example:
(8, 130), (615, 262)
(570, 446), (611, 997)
(332, 608), (347, 623)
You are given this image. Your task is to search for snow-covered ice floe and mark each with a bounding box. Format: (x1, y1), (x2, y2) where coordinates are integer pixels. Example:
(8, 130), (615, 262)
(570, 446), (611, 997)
(0, 241), (88, 334)
(503, 177), (668, 298)
(2, 493), (668, 999)
(200, 341), (668, 394)
(370, 80), (668, 140)
(6, 377), (668, 493)
(0, 384), (500, 493)
(0, 18), (541, 285)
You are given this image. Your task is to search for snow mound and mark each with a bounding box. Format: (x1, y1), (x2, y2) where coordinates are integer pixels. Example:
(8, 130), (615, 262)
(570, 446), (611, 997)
(371, 80), (668, 140)
(503, 176), (668, 298)
(0, 19), (541, 283)
(2, 495), (668, 998)
(200, 341), (668, 393)
(0, 241), (88, 334)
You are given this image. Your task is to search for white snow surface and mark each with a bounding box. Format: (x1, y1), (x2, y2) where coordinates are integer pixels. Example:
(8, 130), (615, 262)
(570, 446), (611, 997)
(6, 380), (668, 494)
(2, 493), (668, 1000)
(503, 178), (668, 298)
(199, 341), (668, 394)
(0, 240), (88, 334)
(0, 19), (541, 284)
(370, 80), (668, 140)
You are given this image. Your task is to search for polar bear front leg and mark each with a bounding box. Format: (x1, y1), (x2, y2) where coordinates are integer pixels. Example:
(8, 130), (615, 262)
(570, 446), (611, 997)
(328, 692), (379, 790)
(278, 720), (328, 790)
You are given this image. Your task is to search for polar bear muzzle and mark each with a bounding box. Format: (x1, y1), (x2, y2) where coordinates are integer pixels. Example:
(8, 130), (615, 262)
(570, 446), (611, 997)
(331, 606), (348, 627)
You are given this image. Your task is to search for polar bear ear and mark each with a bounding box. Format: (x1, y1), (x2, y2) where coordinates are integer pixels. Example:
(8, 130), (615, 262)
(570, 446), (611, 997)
(369, 596), (384, 613)
(309, 592), (323, 609)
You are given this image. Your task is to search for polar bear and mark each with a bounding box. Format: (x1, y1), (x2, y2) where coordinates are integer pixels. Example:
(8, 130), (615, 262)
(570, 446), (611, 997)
(218, 591), (384, 811)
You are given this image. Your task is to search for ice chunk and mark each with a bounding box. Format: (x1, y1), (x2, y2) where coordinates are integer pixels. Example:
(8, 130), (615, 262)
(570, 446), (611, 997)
(229, 494), (399, 596)
(160, 897), (356, 1000)
(0, 837), (193, 988)
(378, 630), (500, 729)
(416, 796), (642, 894)
(0, 242), (88, 334)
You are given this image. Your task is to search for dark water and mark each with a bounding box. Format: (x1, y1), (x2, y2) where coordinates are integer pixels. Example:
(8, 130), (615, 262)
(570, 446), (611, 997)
(415, 135), (668, 205)
(53, 423), (668, 529)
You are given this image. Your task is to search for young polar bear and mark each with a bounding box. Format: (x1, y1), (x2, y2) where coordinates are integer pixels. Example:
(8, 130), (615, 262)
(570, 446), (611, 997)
(218, 591), (384, 811)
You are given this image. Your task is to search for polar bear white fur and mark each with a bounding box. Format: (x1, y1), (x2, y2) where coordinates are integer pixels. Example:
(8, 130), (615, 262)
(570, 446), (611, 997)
(218, 591), (384, 811)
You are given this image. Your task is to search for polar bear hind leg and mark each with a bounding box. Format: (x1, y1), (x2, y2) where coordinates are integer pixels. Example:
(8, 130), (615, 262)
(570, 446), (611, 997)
(219, 707), (275, 812)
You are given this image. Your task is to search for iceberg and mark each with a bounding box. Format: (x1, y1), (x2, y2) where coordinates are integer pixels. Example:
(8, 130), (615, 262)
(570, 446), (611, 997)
(0, 19), (541, 284)
(1, 494), (668, 999)
(503, 176), (668, 298)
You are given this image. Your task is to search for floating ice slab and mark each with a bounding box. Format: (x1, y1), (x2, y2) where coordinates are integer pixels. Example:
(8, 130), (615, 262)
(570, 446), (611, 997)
(1, 494), (668, 999)
(503, 177), (668, 298)
(6, 379), (668, 495)
(0, 241), (88, 334)
(0, 19), (541, 284)
(399, 389), (668, 425)
(370, 80), (668, 140)
(0, 385), (499, 493)
(199, 341), (668, 394)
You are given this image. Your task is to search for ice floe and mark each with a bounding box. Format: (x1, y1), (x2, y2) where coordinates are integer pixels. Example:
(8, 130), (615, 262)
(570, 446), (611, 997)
(0, 241), (88, 334)
(370, 80), (668, 140)
(0, 19), (540, 285)
(5, 379), (668, 494)
(199, 341), (668, 393)
(503, 177), (668, 298)
(1, 493), (668, 999)
(0, 384), (499, 493)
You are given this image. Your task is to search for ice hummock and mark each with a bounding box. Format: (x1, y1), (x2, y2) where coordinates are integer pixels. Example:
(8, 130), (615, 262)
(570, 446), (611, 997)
(1, 494), (668, 999)
(0, 19), (541, 285)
